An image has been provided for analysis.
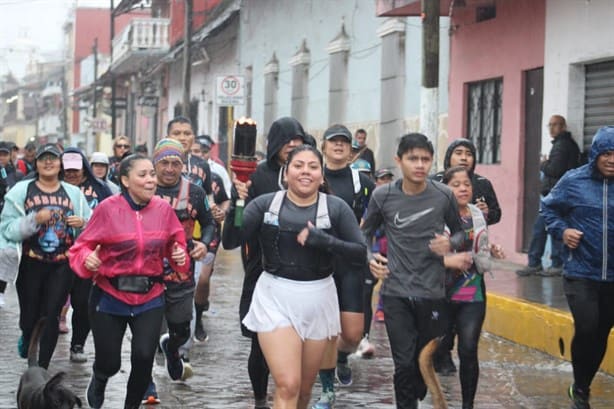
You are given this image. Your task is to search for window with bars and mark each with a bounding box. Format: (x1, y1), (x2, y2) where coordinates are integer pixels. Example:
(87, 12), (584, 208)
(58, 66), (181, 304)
(466, 78), (503, 164)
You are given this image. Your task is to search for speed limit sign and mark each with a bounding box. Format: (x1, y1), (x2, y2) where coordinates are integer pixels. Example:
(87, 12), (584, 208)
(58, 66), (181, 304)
(216, 75), (245, 106)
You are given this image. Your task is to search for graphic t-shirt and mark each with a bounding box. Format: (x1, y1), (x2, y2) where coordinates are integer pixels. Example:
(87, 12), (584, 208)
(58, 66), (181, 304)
(23, 182), (75, 263)
(447, 215), (484, 302)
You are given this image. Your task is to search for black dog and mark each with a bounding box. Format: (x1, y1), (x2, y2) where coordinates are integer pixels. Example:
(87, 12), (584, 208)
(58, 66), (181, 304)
(16, 318), (82, 409)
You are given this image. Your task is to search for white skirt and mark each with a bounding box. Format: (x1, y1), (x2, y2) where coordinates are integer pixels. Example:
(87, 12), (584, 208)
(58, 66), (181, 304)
(243, 272), (341, 341)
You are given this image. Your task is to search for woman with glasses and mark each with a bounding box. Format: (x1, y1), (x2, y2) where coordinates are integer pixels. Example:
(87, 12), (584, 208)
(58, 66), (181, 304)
(0, 143), (91, 369)
(108, 136), (131, 184)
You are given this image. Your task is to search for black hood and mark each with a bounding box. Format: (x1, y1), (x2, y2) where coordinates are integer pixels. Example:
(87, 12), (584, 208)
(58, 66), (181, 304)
(443, 138), (477, 174)
(266, 117), (306, 168)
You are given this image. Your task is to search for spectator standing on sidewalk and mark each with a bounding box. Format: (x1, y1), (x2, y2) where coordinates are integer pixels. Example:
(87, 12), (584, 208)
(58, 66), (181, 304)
(542, 126), (614, 409)
(517, 115), (579, 277)
(68, 154), (189, 409)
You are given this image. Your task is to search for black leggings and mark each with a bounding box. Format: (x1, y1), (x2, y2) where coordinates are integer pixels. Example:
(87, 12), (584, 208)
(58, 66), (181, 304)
(363, 272), (377, 336)
(248, 336), (270, 402)
(16, 257), (74, 369)
(449, 301), (485, 407)
(564, 277), (614, 393)
(70, 275), (92, 348)
(89, 286), (165, 407)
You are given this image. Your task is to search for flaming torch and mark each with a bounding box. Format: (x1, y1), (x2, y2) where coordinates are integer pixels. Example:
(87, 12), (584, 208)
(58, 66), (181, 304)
(230, 117), (258, 226)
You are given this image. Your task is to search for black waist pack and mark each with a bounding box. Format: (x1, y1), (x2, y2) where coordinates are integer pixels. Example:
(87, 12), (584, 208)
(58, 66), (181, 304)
(109, 275), (163, 294)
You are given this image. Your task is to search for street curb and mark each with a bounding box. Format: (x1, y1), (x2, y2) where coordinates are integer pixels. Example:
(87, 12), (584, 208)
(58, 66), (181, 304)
(484, 292), (614, 375)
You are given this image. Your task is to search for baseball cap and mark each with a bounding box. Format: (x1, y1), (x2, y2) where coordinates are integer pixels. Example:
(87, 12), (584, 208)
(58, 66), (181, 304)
(25, 141), (37, 151)
(90, 152), (110, 165)
(36, 143), (62, 159)
(197, 135), (214, 150)
(323, 124), (352, 143)
(0, 141), (10, 154)
(62, 152), (83, 170)
(374, 167), (394, 179)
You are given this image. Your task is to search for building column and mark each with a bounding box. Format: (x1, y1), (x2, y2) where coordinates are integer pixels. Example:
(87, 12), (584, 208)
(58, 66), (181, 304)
(377, 18), (406, 167)
(263, 53), (279, 135)
(327, 23), (350, 125)
(289, 40), (310, 127)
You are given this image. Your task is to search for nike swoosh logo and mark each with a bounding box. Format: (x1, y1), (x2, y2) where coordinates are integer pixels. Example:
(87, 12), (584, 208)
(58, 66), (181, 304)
(394, 208), (434, 228)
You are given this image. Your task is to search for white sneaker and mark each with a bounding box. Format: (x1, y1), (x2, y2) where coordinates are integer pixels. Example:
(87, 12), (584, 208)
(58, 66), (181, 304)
(356, 336), (375, 358)
(0, 293), (5, 308)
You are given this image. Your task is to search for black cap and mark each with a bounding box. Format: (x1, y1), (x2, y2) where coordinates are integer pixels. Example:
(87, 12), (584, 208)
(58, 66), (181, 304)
(374, 167), (394, 179)
(0, 141), (10, 154)
(36, 143), (62, 159)
(25, 141), (37, 151)
(323, 124), (352, 143)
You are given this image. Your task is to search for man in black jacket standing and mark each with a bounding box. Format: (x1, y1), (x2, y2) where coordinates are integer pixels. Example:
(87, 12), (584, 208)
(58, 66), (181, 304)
(517, 115), (580, 277)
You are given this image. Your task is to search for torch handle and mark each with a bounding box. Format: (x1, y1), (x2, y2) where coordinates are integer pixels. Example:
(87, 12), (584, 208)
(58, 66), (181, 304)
(234, 199), (245, 227)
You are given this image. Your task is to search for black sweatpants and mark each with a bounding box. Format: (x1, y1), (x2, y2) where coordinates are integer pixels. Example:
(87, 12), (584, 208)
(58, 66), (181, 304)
(70, 274), (92, 348)
(383, 295), (448, 409)
(16, 256), (74, 369)
(89, 286), (165, 407)
(564, 277), (614, 393)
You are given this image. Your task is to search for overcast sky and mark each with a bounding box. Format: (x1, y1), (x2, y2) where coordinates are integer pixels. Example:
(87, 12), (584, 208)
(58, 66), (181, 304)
(0, 0), (110, 78)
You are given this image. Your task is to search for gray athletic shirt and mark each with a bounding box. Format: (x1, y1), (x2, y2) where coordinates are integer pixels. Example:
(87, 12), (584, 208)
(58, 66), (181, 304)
(362, 179), (462, 299)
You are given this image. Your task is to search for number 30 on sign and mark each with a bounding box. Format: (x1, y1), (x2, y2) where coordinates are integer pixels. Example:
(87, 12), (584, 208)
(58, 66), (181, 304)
(216, 75), (245, 106)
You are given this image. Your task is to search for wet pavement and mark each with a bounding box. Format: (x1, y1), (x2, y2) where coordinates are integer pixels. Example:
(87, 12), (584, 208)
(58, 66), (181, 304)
(0, 249), (613, 408)
(486, 260), (569, 311)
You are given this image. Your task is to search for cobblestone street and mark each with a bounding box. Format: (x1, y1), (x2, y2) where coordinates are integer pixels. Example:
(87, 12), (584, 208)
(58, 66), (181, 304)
(0, 248), (613, 408)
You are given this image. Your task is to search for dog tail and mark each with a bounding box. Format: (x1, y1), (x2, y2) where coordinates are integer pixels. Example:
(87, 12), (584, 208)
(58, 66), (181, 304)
(418, 337), (448, 409)
(27, 317), (46, 367)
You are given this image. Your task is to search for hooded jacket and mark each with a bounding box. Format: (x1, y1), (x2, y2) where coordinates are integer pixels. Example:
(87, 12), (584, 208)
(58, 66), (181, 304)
(540, 131), (580, 196)
(247, 117), (307, 199)
(542, 126), (614, 282)
(63, 147), (113, 206)
(432, 138), (502, 225)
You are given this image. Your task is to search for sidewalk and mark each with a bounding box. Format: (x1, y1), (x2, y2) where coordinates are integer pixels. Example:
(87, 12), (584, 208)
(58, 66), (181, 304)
(484, 260), (614, 374)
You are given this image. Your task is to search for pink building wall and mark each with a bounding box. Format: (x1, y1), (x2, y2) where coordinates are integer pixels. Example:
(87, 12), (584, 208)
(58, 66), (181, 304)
(447, 0), (545, 262)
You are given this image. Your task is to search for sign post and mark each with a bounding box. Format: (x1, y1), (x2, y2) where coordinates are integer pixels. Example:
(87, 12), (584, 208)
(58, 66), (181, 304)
(216, 75), (245, 106)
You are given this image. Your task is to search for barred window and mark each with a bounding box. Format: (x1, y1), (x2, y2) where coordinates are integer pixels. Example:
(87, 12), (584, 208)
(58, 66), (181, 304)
(466, 78), (503, 164)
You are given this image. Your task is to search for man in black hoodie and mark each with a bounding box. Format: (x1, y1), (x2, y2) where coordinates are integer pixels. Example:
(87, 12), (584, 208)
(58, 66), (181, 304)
(431, 138), (502, 376)
(516, 115), (579, 278)
(432, 138), (501, 225)
(231, 116), (308, 409)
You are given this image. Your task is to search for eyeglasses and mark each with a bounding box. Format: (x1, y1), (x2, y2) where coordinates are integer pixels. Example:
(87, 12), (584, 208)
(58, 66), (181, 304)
(115, 144), (130, 149)
(37, 155), (60, 163)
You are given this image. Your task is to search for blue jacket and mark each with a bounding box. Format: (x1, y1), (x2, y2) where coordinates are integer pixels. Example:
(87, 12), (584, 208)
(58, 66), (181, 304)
(541, 126), (614, 281)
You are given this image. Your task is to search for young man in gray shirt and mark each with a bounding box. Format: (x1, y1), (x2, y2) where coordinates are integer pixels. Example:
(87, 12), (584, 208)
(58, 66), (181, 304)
(362, 133), (467, 409)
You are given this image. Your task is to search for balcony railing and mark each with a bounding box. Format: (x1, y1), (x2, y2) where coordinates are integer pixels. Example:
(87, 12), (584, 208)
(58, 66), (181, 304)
(112, 18), (170, 72)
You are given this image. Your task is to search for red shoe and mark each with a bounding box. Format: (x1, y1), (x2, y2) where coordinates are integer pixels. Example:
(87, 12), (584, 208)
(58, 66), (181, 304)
(374, 309), (385, 323)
